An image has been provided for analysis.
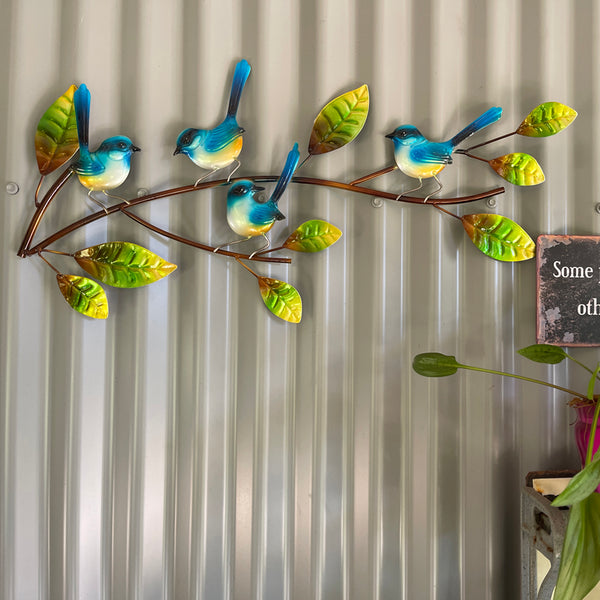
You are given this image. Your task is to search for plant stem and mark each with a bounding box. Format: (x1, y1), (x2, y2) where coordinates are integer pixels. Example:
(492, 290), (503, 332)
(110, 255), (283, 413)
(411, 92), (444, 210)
(584, 364), (600, 465)
(460, 129), (519, 152)
(565, 352), (600, 378)
(119, 207), (291, 264)
(458, 363), (588, 400)
(19, 175), (505, 258)
(349, 165), (398, 185)
(586, 400), (600, 466)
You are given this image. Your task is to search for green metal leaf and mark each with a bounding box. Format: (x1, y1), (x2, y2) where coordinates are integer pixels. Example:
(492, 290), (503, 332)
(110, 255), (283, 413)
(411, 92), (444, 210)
(518, 344), (567, 364)
(553, 456), (600, 507)
(554, 494), (600, 600)
(74, 242), (177, 288)
(412, 353), (461, 377)
(308, 85), (369, 155)
(56, 273), (108, 319)
(488, 153), (545, 186)
(283, 219), (342, 252)
(35, 85), (79, 175)
(258, 277), (302, 323)
(517, 101), (577, 137)
(461, 213), (535, 261)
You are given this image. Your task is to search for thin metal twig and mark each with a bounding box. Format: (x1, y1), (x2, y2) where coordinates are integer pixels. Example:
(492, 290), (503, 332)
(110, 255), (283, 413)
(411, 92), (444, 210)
(460, 129), (518, 152)
(119, 207), (292, 264)
(34, 175), (44, 207)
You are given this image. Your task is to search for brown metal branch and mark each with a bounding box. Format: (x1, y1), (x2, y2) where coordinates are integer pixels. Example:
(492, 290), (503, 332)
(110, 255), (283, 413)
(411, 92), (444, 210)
(119, 208), (292, 264)
(21, 174), (505, 257)
(17, 166), (75, 257)
(34, 175), (44, 207)
(349, 164), (397, 185)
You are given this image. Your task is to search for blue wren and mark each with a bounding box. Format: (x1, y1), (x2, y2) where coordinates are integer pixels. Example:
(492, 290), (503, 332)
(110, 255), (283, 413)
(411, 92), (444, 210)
(73, 83), (140, 212)
(174, 59), (251, 184)
(215, 142), (300, 257)
(386, 106), (502, 201)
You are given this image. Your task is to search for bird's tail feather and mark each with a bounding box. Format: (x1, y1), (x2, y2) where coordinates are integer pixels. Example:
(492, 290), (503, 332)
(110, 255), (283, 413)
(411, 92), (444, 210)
(270, 143), (300, 205)
(226, 59), (251, 119)
(450, 106), (502, 148)
(74, 83), (92, 162)
(74, 84), (90, 150)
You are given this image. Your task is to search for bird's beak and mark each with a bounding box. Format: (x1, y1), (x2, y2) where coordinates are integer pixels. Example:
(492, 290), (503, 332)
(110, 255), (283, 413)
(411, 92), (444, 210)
(132, 145), (141, 152)
(173, 147), (181, 156)
(385, 132), (395, 139)
(252, 184), (265, 192)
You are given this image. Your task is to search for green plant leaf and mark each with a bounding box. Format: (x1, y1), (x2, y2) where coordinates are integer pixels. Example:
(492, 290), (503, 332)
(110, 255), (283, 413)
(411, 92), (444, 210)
(518, 344), (567, 364)
(488, 153), (545, 186)
(553, 457), (600, 507)
(461, 213), (535, 261)
(308, 84), (369, 155)
(258, 277), (302, 323)
(56, 273), (108, 319)
(74, 242), (177, 288)
(283, 220), (342, 252)
(554, 494), (600, 600)
(412, 353), (461, 377)
(517, 102), (578, 137)
(35, 84), (79, 176)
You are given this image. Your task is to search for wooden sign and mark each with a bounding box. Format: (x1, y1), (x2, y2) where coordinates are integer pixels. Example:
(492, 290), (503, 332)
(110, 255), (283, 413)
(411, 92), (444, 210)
(537, 235), (600, 346)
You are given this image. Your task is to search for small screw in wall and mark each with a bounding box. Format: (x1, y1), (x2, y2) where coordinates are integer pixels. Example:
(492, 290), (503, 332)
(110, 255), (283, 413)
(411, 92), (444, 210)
(6, 182), (19, 195)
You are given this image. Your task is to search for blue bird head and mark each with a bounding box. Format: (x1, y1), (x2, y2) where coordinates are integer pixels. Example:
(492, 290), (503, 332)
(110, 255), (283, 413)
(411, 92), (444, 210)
(97, 135), (140, 160)
(173, 128), (201, 156)
(385, 126), (423, 146)
(227, 180), (265, 200)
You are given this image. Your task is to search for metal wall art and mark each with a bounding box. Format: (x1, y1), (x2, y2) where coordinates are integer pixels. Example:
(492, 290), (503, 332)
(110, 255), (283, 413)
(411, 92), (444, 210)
(18, 60), (577, 322)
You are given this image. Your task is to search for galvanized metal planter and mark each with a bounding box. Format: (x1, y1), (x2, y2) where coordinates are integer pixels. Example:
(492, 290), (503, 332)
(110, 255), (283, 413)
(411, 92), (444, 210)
(521, 472), (575, 600)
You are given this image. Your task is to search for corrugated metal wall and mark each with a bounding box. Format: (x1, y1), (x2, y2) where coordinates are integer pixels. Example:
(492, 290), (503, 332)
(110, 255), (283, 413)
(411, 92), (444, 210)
(1, 1), (597, 598)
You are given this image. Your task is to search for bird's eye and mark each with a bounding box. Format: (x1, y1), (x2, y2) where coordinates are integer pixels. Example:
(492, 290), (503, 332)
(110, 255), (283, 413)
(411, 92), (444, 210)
(118, 141), (127, 149)
(182, 133), (192, 145)
(238, 186), (248, 195)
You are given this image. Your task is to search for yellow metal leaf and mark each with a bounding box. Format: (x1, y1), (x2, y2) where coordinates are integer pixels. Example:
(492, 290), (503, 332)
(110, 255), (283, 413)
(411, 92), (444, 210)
(74, 242), (177, 288)
(283, 219), (342, 252)
(489, 153), (545, 186)
(56, 274), (108, 319)
(462, 213), (535, 261)
(258, 277), (302, 323)
(35, 85), (79, 175)
(517, 102), (577, 137)
(308, 85), (369, 155)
